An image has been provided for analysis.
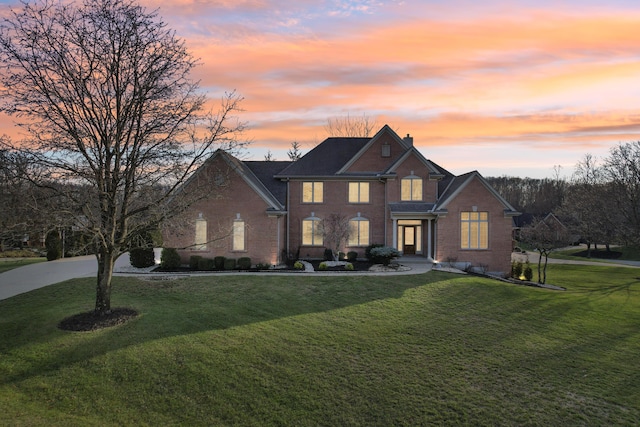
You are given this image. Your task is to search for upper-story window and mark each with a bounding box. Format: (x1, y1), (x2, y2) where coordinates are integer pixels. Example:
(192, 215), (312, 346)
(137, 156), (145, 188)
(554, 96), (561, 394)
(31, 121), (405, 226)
(302, 182), (323, 203)
(461, 211), (489, 249)
(401, 173), (422, 201)
(348, 182), (370, 203)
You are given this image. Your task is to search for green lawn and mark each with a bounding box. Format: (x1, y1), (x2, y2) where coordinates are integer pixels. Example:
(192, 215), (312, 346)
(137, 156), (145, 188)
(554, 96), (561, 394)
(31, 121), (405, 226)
(1, 266), (639, 426)
(0, 257), (46, 274)
(551, 245), (640, 262)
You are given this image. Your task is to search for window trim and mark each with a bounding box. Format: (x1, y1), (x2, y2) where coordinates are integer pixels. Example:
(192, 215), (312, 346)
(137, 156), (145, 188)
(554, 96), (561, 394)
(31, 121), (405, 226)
(302, 215), (323, 246)
(232, 219), (246, 252)
(194, 215), (207, 251)
(302, 181), (323, 204)
(348, 181), (370, 204)
(401, 175), (423, 201)
(460, 211), (489, 250)
(348, 217), (370, 247)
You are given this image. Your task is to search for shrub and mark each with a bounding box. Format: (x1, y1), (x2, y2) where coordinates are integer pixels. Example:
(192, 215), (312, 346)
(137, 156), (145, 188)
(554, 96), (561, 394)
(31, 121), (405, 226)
(369, 246), (399, 266)
(214, 256), (226, 270)
(224, 258), (236, 270)
(255, 263), (270, 270)
(238, 257), (252, 270)
(347, 251), (358, 262)
(323, 248), (334, 261)
(198, 257), (216, 271)
(160, 248), (181, 270)
(293, 261), (304, 270)
(365, 243), (384, 262)
(189, 255), (203, 270)
(130, 247), (155, 268)
(318, 261), (328, 270)
(511, 261), (523, 279)
(45, 230), (62, 261)
(344, 262), (354, 271)
(524, 262), (533, 281)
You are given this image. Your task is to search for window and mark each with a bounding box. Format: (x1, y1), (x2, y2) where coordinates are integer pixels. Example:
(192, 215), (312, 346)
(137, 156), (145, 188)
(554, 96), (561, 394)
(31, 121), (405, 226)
(233, 219), (245, 251)
(302, 216), (323, 246)
(302, 182), (323, 203)
(348, 182), (370, 203)
(401, 176), (422, 201)
(381, 142), (391, 157)
(348, 217), (370, 246)
(461, 212), (489, 249)
(194, 215), (207, 250)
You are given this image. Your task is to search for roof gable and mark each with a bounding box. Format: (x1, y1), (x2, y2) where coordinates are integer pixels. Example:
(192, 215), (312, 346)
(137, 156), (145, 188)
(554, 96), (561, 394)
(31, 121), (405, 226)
(188, 150), (289, 211)
(337, 124), (410, 174)
(436, 171), (519, 215)
(384, 146), (446, 178)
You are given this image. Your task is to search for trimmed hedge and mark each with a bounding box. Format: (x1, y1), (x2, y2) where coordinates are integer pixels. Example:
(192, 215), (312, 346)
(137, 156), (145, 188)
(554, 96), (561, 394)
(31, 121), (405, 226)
(160, 248), (181, 270)
(237, 257), (251, 270)
(130, 247), (155, 268)
(224, 258), (236, 270)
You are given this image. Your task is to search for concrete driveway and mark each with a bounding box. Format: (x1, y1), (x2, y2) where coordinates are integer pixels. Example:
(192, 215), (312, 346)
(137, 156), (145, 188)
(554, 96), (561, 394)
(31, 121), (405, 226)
(0, 254), (131, 301)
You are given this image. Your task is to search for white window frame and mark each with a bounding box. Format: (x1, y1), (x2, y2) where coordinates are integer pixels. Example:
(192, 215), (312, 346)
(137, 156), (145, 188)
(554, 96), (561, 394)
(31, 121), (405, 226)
(348, 182), (370, 204)
(461, 211), (489, 249)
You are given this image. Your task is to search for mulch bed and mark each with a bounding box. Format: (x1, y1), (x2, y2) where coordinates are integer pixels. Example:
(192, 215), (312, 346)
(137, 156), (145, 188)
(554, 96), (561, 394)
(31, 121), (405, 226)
(58, 307), (138, 332)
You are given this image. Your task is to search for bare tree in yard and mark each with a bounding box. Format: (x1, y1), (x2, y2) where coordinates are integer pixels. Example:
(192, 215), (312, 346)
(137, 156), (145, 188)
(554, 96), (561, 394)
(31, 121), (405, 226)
(520, 215), (574, 284)
(320, 213), (351, 261)
(324, 113), (378, 137)
(0, 0), (246, 316)
(602, 142), (640, 245)
(559, 154), (618, 256)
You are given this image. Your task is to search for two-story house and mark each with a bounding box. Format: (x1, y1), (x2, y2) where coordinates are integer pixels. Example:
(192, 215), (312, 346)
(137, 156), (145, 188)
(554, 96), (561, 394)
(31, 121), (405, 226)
(162, 125), (519, 275)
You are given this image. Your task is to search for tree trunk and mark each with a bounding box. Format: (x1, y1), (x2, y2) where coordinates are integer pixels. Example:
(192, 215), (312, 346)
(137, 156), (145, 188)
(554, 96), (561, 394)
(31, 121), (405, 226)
(542, 253), (548, 284)
(95, 249), (117, 314)
(537, 252), (543, 284)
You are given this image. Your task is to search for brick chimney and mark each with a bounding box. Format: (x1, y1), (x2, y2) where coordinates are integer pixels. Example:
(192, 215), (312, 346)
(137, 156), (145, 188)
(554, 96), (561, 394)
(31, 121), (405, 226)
(404, 134), (413, 146)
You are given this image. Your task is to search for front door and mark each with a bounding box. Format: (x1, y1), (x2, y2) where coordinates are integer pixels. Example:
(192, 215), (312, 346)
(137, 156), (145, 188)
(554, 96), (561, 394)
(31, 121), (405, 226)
(404, 226), (416, 255)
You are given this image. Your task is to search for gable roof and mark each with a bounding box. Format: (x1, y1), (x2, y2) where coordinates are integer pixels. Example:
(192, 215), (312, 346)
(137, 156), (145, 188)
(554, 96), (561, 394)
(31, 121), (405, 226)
(384, 146), (446, 178)
(243, 161), (291, 206)
(436, 170), (519, 215)
(336, 124), (410, 174)
(275, 137), (370, 177)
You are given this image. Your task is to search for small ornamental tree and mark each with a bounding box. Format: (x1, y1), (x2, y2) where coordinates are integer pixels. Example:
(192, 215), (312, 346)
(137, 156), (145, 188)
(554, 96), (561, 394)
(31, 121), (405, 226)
(520, 215), (573, 284)
(320, 213), (351, 261)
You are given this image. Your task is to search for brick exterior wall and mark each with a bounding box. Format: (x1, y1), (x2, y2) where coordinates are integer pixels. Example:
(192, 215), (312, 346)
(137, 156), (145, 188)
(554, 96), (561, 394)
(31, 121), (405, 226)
(162, 156), (285, 267)
(435, 177), (514, 274)
(287, 178), (387, 259)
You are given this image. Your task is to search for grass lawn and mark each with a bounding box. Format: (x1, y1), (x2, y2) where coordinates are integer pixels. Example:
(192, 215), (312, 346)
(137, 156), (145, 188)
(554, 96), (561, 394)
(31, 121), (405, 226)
(0, 257), (46, 274)
(1, 266), (639, 426)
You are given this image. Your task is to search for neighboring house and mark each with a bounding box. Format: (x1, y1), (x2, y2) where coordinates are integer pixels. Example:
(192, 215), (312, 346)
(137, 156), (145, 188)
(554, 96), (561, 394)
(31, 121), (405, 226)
(163, 125), (520, 275)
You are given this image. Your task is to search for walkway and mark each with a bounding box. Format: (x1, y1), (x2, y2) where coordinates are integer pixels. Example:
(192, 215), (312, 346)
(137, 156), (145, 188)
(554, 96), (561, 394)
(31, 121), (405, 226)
(0, 254), (433, 301)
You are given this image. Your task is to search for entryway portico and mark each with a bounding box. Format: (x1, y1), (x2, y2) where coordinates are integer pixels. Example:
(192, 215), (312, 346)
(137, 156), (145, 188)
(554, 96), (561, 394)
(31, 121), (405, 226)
(389, 203), (437, 262)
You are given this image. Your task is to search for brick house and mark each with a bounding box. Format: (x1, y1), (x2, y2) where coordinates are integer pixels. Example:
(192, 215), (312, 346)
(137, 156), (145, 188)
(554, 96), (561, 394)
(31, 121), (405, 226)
(163, 125), (520, 275)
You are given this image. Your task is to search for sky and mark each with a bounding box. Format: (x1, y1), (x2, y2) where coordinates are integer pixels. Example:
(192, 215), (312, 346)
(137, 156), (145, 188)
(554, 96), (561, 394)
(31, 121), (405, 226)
(4, 0), (640, 178)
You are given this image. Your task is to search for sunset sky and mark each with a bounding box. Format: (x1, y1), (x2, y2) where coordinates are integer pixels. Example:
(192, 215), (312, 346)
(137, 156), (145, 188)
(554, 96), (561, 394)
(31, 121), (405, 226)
(4, 0), (640, 178)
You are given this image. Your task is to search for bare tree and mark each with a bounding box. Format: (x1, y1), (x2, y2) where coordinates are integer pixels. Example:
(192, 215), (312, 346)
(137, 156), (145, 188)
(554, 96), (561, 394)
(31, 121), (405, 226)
(324, 113), (377, 137)
(264, 150), (274, 161)
(0, 0), (246, 315)
(287, 141), (303, 161)
(520, 215), (574, 284)
(320, 213), (351, 261)
(602, 142), (640, 245)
